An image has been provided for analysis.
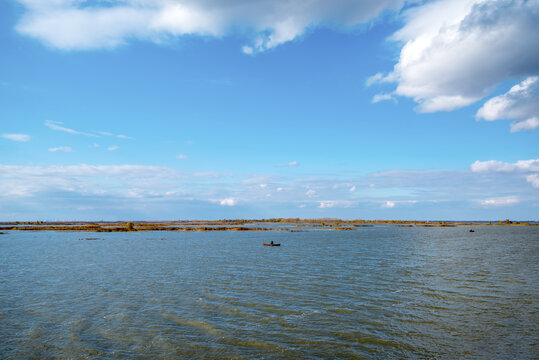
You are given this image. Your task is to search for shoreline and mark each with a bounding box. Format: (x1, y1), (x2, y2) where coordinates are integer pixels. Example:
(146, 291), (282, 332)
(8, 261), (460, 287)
(0, 219), (536, 232)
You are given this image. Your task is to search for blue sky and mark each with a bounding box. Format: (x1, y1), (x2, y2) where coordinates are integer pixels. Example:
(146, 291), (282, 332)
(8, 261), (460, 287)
(1, 0), (538, 221)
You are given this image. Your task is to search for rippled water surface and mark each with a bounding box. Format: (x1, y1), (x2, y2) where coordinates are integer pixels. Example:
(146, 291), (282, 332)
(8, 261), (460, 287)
(1, 226), (537, 359)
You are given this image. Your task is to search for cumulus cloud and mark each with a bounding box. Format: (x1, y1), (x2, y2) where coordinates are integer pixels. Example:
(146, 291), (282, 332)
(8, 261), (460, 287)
(382, 200), (395, 208)
(476, 77), (539, 132)
(510, 117), (539, 132)
(305, 189), (317, 198)
(370, 0), (539, 114)
(318, 200), (353, 209)
(2, 133), (31, 142)
(48, 146), (72, 152)
(14, 0), (408, 52)
(526, 174), (539, 188)
(220, 197), (237, 206)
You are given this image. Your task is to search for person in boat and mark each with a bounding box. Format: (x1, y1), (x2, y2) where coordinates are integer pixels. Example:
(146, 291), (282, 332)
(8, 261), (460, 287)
(270, 241), (274, 245)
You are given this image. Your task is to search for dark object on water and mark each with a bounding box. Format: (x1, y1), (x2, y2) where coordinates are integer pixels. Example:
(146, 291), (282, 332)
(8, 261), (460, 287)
(263, 242), (280, 246)
(469, 229), (475, 232)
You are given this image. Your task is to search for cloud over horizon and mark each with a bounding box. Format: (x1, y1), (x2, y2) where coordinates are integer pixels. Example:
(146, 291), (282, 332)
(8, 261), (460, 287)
(1, 159), (537, 220)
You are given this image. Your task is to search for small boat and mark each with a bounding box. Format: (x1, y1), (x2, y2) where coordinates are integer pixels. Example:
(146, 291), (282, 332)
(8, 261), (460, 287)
(469, 229), (475, 232)
(263, 242), (280, 246)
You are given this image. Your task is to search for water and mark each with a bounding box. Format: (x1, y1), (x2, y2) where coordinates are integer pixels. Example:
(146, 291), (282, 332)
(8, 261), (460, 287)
(1, 226), (537, 359)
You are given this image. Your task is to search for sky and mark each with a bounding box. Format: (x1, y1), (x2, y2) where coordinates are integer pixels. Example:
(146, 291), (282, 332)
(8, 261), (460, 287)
(0, 0), (538, 221)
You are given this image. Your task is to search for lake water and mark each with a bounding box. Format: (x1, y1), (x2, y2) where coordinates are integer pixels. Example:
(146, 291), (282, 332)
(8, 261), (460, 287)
(1, 226), (537, 359)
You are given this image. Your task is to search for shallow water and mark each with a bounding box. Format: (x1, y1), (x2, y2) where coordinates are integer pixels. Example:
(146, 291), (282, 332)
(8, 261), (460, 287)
(1, 226), (537, 359)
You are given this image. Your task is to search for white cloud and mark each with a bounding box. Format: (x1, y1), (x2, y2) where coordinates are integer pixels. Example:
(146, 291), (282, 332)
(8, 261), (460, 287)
(471, 158), (539, 189)
(48, 146), (72, 152)
(306, 189), (316, 197)
(526, 174), (539, 188)
(318, 200), (353, 209)
(372, 93), (394, 103)
(107, 145), (119, 151)
(242, 45), (253, 55)
(176, 153), (188, 159)
(0, 164), (186, 197)
(371, 0), (539, 113)
(510, 117), (539, 133)
(471, 159), (539, 173)
(220, 197), (237, 206)
(277, 160), (299, 167)
(349, 186), (356, 192)
(100, 131), (133, 139)
(15, 0), (409, 52)
(45, 120), (133, 138)
(1, 161), (537, 219)
(476, 77), (539, 132)
(45, 120), (97, 137)
(365, 72), (385, 86)
(2, 133), (31, 142)
(480, 196), (519, 207)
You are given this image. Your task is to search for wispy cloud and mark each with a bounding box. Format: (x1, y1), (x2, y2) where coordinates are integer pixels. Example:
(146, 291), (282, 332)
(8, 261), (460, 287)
(107, 145), (119, 151)
(277, 161), (299, 167)
(48, 146), (72, 152)
(100, 131), (133, 139)
(2, 133), (31, 142)
(471, 159), (539, 173)
(45, 120), (97, 137)
(372, 93), (394, 104)
(479, 196), (520, 207)
(382, 200), (395, 208)
(176, 154), (188, 159)
(45, 120), (134, 139)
